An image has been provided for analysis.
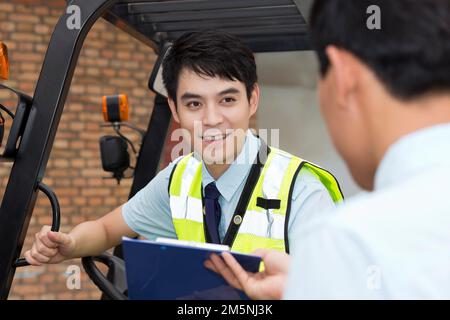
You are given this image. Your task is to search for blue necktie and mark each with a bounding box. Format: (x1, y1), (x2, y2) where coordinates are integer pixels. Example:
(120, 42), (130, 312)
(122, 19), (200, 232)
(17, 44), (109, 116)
(204, 182), (221, 244)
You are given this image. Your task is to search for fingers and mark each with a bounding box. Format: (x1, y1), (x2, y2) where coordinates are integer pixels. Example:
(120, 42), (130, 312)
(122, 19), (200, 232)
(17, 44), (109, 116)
(37, 232), (58, 249)
(204, 259), (218, 273)
(47, 231), (72, 246)
(24, 250), (42, 266)
(35, 233), (58, 256)
(30, 244), (52, 263)
(206, 253), (243, 290)
(251, 249), (291, 273)
(25, 246), (50, 266)
(252, 248), (271, 258)
(24, 226), (66, 265)
(221, 252), (251, 291)
(36, 225), (58, 249)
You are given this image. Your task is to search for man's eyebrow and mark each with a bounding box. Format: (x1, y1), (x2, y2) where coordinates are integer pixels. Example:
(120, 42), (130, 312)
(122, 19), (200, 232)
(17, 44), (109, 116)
(218, 88), (241, 96)
(180, 92), (203, 100)
(180, 88), (241, 100)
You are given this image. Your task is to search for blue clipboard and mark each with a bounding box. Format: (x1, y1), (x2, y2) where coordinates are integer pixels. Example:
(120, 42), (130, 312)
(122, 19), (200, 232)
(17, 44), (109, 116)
(122, 237), (261, 300)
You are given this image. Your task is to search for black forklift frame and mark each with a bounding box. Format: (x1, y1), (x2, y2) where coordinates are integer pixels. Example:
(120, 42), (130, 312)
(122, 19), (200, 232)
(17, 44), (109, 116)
(0, 0), (312, 299)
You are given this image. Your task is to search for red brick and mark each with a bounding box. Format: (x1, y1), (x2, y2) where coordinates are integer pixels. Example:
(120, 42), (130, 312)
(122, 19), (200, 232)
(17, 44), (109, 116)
(0, 3), (14, 12)
(81, 188), (111, 196)
(17, 23), (34, 32)
(14, 33), (42, 42)
(56, 197), (71, 206)
(84, 49), (99, 58)
(34, 43), (48, 53)
(86, 83), (102, 92)
(55, 132), (77, 139)
(53, 179), (71, 187)
(88, 197), (102, 206)
(1, 21), (15, 32)
(69, 122), (84, 131)
(9, 13), (40, 23)
(71, 159), (86, 169)
(104, 197), (121, 206)
(70, 84), (85, 94)
(53, 159), (69, 168)
(12, 284), (45, 295)
(73, 197), (87, 206)
(34, 6), (50, 16)
(34, 24), (50, 34)
(43, 16), (58, 25)
(20, 62), (38, 71)
(37, 215), (53, 225)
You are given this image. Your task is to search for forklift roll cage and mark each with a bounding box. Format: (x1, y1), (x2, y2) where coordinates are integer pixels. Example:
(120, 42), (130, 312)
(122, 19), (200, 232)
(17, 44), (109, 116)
(0, 0), (312, 299)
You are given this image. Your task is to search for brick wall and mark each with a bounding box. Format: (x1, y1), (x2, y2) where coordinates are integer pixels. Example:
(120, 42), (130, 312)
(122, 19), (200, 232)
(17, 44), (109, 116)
(0, 0), (257, 300)
(0, 0), (157, 299)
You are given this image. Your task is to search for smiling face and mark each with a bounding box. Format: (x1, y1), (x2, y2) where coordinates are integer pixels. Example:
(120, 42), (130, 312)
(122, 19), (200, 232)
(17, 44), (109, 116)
(168, 68), (259, 166)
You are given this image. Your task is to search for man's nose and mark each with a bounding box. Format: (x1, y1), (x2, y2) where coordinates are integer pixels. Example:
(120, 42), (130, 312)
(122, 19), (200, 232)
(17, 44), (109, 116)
(203, 104), (223, 127)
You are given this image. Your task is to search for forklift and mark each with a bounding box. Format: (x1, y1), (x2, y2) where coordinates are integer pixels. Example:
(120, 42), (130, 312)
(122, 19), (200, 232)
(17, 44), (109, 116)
(0, 0), (313, 300)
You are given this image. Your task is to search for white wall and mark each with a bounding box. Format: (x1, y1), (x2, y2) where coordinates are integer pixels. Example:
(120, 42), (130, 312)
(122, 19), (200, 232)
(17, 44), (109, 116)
(255, 51), (361, 197)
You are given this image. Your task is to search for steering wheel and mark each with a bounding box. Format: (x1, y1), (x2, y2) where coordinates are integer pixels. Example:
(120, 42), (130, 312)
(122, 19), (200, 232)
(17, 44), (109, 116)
(81, 253), (128, 300)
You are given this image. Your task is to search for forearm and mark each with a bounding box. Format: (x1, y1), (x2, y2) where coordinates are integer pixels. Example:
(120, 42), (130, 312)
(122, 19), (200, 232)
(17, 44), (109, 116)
(67, 220), (117, 259)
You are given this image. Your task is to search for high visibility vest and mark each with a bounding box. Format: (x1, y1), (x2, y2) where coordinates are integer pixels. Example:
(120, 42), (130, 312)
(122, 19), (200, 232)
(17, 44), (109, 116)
(168, 145), (343, 254)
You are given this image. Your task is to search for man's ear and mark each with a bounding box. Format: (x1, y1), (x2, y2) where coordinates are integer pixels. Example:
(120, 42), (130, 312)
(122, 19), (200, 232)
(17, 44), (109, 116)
(325, 46), (358, 110)
(167, 97), (180, 123)
(249, 83), (260, 117)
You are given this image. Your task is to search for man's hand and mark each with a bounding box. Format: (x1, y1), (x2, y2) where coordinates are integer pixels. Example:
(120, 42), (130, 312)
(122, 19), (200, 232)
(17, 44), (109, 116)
(204, 249), (291, 300)
(24, 225), (76, 266)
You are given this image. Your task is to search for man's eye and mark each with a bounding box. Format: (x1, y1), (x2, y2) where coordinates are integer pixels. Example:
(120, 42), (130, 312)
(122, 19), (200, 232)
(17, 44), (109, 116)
(187, 101), (201, 108)
(222, 97), (236, 104)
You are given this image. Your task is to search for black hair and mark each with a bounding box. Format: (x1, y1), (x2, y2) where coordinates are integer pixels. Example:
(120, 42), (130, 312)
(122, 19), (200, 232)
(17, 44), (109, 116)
(162, 30), (257, 102)
(310, 0), (450, 99)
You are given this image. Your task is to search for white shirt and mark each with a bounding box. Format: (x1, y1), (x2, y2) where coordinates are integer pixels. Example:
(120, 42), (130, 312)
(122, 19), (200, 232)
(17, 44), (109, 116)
(284, 123), (450, 299)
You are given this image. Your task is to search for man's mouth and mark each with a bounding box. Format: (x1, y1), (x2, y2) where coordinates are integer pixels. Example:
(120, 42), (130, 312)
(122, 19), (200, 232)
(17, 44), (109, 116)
(201, 132), (232, 142)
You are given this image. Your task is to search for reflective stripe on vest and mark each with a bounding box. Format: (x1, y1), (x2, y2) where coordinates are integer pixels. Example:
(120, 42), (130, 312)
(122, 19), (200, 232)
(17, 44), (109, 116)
(168, 147), (343, 254)
(168, 154), (205, 242)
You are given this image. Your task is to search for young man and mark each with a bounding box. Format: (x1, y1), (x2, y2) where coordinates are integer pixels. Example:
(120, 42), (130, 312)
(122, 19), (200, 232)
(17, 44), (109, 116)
(24, 31), (343, 266)
(206, 0), (450, 299)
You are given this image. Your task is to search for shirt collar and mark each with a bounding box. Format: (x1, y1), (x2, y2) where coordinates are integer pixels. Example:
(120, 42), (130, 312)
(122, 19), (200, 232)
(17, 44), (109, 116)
(374, 123), (450, 190)
(202, 130), (261, 201)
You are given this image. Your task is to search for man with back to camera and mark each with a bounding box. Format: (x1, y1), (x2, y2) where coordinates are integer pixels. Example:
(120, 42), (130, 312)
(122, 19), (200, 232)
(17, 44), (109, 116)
(24, 31), (344, 267)
(206, 0), (450, 299)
